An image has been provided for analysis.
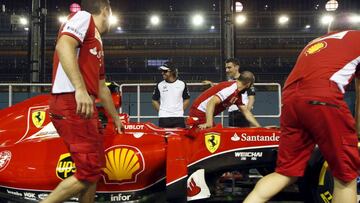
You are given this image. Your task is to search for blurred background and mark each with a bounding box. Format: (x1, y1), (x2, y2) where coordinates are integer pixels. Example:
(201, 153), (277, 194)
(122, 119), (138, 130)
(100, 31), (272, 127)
(0, 0), (359, 125)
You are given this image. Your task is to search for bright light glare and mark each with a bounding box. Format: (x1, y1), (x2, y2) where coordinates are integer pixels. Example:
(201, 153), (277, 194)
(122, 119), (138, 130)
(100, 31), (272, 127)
(349, 15), (360, 23)
(58, 16), (67, 23)
(19, 17), (28, 25)
(192, 14), (204, 26)
(210, 25), (215, 30)
(108, 15), (118, 25)
(235, 14), (246, 24)
(150, 15), (160, 26)
(235, 2), (243, 12)
(278, 15), (289, 25)
(325, 0), (338, 12)
(321, 15), (334, 25)
(305, 24), (311, 29)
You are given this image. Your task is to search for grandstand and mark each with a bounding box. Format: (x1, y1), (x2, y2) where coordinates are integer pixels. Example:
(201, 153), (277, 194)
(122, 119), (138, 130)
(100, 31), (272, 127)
(1, 0), (358, 85)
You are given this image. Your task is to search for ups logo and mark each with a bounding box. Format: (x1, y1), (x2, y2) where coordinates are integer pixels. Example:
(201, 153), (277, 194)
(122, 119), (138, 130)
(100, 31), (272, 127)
(56, 153), (76, 180)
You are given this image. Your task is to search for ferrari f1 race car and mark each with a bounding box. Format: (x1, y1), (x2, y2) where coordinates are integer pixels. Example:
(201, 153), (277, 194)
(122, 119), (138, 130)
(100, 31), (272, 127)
(0, 86), (359, 203)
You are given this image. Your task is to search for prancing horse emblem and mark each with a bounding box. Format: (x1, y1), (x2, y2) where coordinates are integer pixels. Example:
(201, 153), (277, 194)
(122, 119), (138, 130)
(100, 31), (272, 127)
(31, 110), (46, 128)
(205, 132), (221, 153)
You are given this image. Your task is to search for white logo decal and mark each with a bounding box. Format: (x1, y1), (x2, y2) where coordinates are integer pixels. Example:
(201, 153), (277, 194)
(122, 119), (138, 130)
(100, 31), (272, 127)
(231, 133), (240, 141)
(124, 124), (145, 130)
(111, 193), (131, 202)
(187, 169), (210, 201)
(90, 47), (97, 56)
(0, 151), (11, 172)
(235, 151), (263, 161)
(240, 133), (280, 142)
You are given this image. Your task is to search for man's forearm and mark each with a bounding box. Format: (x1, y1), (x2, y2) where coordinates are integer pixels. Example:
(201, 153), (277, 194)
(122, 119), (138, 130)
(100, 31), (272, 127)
(205, 101), (215, 125)
(99, 88), (119, 121)
(183, 99), (190, 110)
(241, 107), (261, 127)
(247, 96), (255, 111)
(152, 100), (160, 112)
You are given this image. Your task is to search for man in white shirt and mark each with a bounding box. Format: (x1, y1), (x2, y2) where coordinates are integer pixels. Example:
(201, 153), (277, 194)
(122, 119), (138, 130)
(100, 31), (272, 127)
(152, 62), (190, 128)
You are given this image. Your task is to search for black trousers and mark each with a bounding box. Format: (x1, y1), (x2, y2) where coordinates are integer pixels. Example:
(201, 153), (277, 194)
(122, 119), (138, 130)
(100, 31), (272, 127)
(159, 117), (186, 128)
(228, 110), (250, 127)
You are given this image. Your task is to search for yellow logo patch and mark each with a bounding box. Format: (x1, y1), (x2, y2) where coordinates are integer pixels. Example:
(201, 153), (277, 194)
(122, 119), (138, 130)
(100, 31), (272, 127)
(31, 110), (46, 128)
(56, 153), (76, 180)
(102, 146), (144, 184)
(306, 41), (327, 55)
(205, 132), (221, 153)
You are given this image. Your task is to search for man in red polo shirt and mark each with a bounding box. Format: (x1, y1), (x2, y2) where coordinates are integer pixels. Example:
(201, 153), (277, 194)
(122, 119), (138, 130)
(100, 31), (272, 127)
(244, 13), (360, 203)
(189, 71), (260, 129)
(42, 1), (123, 203)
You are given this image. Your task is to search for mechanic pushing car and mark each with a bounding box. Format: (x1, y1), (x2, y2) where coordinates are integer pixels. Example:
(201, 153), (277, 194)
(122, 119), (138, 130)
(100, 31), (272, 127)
(42, 0), (124, 203)
(189, 70), (261, 129)
(244, 13), (360, 203)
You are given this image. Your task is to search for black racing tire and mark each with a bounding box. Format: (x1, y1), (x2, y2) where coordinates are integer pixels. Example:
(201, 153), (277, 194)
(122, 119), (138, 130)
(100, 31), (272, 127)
(299, 150), (334, 203)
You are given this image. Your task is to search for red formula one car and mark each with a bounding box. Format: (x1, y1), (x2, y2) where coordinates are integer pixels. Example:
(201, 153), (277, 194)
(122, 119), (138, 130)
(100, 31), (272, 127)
(0, 84), (358, 203)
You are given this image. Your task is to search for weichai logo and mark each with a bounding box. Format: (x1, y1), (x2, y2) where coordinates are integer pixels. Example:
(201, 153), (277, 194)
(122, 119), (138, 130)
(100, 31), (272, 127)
(102, 145), (145, 185)
(56, 153), (76, 180)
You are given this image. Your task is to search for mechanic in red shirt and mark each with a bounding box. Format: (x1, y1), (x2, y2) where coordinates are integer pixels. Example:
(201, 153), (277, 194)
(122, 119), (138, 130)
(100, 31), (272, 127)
(42, 1), (123, 203)
(189, 71), (261, 129)
(244, 13), (360, 203)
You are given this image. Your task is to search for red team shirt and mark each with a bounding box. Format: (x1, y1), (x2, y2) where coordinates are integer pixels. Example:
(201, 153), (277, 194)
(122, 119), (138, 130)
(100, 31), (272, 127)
(284, 30), (360, 93)
(276, 30), (360, 181)
(189, 81), (243, 121)
(51, 11), (105, 97)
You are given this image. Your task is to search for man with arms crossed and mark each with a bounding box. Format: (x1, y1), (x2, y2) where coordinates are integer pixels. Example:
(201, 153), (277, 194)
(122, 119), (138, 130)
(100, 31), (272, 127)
(42, 1), (123, 202)
(189, 71), (260, 129)
(152, 62), (190, 128)
(225, 58), (256, 127)
(244, 13), (360, 203)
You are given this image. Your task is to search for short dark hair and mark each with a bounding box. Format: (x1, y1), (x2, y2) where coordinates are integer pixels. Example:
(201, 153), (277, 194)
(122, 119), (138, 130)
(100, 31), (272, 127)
(225, 58), (240, 66)
(81, 0), (110, 15)
(328, 12), (360, 32)
(163, 61), (178, 78)
(238, 71), (255, 86)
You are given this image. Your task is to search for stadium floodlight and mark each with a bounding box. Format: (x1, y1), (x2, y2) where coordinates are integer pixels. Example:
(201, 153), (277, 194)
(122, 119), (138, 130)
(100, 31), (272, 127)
(278, 15), (289, 25)
(235, 2), (243, 12)
(192, 14), (204, 27)
(305, 24), (311, 29)
(150, 15), (160, 26)
(58, 16), (67, 23)
(235, 14), (246, 24)
(325, 0), (338, 12)
(24, 27), (29, 31)
(210, 25), (215, 30)
(117, 26), (122, 31)
(321, 14), (334, 25)
(19, 17), (28, 25)
(108, 15), (118, 25)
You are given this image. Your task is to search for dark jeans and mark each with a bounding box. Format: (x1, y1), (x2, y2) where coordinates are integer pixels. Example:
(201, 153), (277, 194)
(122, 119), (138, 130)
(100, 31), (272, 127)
(228, 110), (250, 127)
(159, 117), (186, 128)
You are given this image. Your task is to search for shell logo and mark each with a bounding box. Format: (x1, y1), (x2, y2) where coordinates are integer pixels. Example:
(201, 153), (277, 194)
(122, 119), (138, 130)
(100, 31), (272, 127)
(306, 41), (327, 55)
(102, 145), (145, 185)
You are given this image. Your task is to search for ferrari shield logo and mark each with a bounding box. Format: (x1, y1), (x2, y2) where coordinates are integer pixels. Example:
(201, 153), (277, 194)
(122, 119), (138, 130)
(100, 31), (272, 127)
(205, 133), (221, 153)
(31, 110), (46, 128)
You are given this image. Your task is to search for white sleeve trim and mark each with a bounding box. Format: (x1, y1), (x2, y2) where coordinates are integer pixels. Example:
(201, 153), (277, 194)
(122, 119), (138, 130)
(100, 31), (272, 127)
(61, 11), (91, 43)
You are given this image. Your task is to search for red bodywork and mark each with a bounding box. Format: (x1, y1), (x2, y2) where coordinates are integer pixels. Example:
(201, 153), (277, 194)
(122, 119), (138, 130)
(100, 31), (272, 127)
(0, 94), (281, 202)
